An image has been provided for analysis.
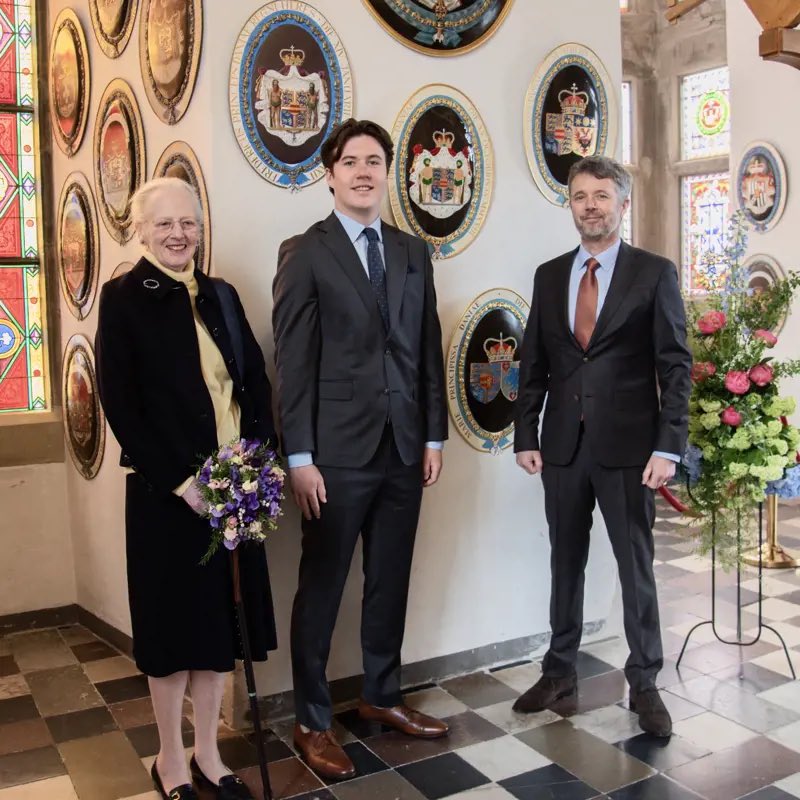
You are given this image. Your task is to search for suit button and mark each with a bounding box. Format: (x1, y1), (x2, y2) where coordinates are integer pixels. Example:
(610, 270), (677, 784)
(383, 388), (389, 395)
(385, 348), (391, 355)
(197, 296), (205, 304)
(583, 356), (589, 362)
(226, 357), (234, 366)
(212, 327), (220, 336)
(574, 394), (579, 402)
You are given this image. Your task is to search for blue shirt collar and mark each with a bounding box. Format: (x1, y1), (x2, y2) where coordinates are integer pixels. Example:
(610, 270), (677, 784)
(576, 237), (622, 272)
(334, 209), (382, 244)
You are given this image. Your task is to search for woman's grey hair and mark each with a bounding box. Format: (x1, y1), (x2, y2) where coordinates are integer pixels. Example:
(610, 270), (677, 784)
(130, 177), (202, 227)
(567, 156), (632, 202)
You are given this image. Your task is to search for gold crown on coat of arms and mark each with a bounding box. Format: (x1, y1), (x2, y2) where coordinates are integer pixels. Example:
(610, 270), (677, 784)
(432, 129), (456, 149)
(280, 45), (305, 66)
(484, 334), (517, 363)
(558, 84), (589, 116)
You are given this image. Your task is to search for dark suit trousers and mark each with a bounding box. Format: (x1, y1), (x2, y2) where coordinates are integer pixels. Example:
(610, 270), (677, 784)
(290, 426), (423, 730)
(541, 427), (663, 691)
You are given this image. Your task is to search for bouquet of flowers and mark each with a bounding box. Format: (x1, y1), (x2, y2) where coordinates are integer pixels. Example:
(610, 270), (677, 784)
(684, 212), (800, 564)
(195, 438), (285, 565)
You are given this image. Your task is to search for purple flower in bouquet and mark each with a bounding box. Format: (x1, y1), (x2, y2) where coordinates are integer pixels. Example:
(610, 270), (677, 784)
(195, 438), (286, 564)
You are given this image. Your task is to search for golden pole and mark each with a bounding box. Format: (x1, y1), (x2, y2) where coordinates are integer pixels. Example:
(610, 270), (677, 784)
(743, 495), (799, 568)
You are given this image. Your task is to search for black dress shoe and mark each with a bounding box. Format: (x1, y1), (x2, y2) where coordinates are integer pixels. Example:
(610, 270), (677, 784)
(630, 687), (672, 737)
(190, 755), (254, 800)
(150, 762), (198, 800)
(512, 673), (577, 713)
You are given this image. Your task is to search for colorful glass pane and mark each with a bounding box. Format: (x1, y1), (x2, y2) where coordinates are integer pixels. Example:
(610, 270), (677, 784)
(621, 196), (633, 243)
(681, 67), (730, 160)
(0, 0), (43, 413)
(682, 172), (730, 294)
(621, 81), (632, 165)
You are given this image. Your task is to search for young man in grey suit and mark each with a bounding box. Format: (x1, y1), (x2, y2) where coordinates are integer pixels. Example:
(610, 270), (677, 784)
(513, 156), (692, 737)
(272, 119), (449, 780)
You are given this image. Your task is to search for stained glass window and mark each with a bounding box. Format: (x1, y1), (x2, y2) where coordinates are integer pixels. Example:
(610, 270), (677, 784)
(621, 195), (633, 243)
(621, 81), (632, 165)
(681, 67), (730, 160)
(682, 172), (730, 294)
(620, 0), (630, 11)
(0, 0), (46, 413)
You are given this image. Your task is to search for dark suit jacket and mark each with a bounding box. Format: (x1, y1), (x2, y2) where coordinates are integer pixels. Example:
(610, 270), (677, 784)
(272, 213), (447, 468)
(95, 258), (276, 494)
(514, 241), (692, 468)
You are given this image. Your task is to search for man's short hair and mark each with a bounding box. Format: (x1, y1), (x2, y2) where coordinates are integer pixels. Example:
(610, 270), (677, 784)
(567, 155), (632, 202)
(321, 118), (394, 172)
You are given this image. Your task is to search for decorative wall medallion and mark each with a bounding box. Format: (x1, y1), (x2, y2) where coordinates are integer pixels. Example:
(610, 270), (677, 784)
(447, 288), (529, 453)
(736, 141), (787, 233)
(62, 334), (105, 480)
(743, 254), (788, 334)
(524, 43), (617, 206)
(361, 0), (513, 56)
(110, 261), (135, 280)
(93, 79), (146, 243)
(154, 141), (211, 274)
(89, 0), (139, 58)
(390, 84), (493, 259)
(49, 9), (91, 157)
(229, 1), (353, 190)
(139, 0), (202, 124)
(57, 172), (100, 321)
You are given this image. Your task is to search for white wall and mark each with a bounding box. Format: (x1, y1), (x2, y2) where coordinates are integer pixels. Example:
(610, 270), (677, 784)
(727, 3), (800, 411)
(0, 463), (75, 615)
(47, 0), (623, 693)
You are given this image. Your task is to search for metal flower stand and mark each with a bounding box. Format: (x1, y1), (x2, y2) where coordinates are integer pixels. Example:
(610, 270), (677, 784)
(675, 502), (796, 679)
(743, 495), (799, 569)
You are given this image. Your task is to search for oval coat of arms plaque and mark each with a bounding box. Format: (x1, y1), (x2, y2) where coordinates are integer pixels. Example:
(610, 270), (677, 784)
(447, 289), (530, 453)
(390, 84), (493, 259)
(89, 0), (139, 58)
(229, 1), (353, 191)
(63, 334), (105, 480)
(736, 141), (787, 233)
(524, 43), (617, 206)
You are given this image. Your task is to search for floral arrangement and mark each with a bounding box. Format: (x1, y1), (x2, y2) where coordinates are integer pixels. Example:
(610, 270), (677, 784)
(684, 212), (800, 563)
(196, 438), (285, 565)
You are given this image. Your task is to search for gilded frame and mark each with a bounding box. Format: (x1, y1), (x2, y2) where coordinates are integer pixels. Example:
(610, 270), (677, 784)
(229, 0), (354, 190)
(93, 79), (147, 243)
(389, 84), (493, 259)
(89, 0), (139, 58)
(62, 334), (105, 480)
(49, 9), (91, 157)
(154, 141), (212, 275)
(446, 288), (529, 453)
(361, 0), (513, 57)
(139, 0), (203, 124)
(736, 141), (787, 234)
(743, 253), (788, 334)
(524, 43), (617, 206)
(56, 172), (100, 321)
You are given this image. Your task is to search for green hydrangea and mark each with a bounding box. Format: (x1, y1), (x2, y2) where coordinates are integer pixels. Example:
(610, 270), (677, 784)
(700, 412), (722, 430)
(728, 462), (750, 478)
(766, 420), (783, 437)
(770, 438), (789, 456)
(726, 429), (751, 450)
(699, 398), (723, 413)
(702, 445), (717, 460)
(749, 464), (785, 481)
(766, 397), (797, 417)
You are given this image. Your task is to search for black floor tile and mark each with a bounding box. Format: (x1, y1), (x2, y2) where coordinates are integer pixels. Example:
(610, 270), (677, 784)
(95, 674), (150, 704)
(336, 707), (395, 739)
(0, 656), (19, 678)
(499, 763), (598, 800)
(45, 706), (118, 743)
(126, 720), (193, 757)
(0, 695), (39, 726)
(340, 741), (390, 781)
(739, 787), (799, 799)
(608, 774), (703, 799)
(289, 791), (337, 800)
(244, 730), (296, 763)
(396, 751), (490, 799)
(575, 652), (617, 680)
(70, 641), (119, 663)
(614, 732), (710, 770)
(218, 735), (261, 771)
(0, 745), (67, 789)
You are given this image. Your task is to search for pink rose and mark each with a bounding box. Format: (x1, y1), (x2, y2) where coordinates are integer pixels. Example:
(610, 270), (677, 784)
(225, 516), (237, 529)
(698, 310), (727, 335)
(748, 363), (774, 387)
(724, 371), (751, 395)
(691, 362), (717, 383)
(721, 406), (743, 426)
(754, 329), (778, 347)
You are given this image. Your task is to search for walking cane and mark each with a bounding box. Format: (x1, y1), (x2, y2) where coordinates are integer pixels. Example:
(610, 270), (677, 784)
(230, 549), (273, 800)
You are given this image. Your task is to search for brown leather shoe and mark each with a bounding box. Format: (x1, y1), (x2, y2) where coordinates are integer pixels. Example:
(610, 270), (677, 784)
(512, 674), (577, 713)
(358, 699), (449, 738)
(293, 723), (355, 781)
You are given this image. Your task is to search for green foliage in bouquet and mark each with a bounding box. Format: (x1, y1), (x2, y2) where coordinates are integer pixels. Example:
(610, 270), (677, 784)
(685, 213), (800, 565)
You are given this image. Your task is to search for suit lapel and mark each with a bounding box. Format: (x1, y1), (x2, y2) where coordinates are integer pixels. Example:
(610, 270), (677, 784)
(319, 213), (381, 325)
(555, 249), (581, 350)
(382, 224), (408, 333)
(589, 240), (637, 347)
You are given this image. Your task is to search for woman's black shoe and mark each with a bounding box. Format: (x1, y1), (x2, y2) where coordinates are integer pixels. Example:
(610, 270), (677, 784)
(190, 755), (254, 800)
(150, 762), (199, 800)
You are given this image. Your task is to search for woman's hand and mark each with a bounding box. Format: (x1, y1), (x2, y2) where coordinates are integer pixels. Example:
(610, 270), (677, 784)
(182, 479), (208, 516)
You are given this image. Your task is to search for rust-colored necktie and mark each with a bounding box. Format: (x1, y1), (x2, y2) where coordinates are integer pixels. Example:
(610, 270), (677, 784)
(574, 257), (599, 351)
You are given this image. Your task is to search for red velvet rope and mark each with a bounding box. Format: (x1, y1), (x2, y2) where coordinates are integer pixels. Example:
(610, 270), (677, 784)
(658, 485), (690, 514)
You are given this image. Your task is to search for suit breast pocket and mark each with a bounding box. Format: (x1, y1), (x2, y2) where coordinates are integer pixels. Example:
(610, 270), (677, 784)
(319, 379), (353, 401)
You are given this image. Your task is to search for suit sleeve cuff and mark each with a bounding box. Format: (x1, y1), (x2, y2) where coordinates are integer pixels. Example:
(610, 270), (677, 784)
(653, 450), (681, 463)
(288, 451), (314, 468)
(424, 441), (444, 450)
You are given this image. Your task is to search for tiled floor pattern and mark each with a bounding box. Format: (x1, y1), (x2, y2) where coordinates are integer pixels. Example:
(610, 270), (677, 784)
(1, 500), (800, 799)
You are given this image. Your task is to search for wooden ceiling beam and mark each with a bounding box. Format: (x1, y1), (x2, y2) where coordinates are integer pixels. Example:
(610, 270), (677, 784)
(744, 0), (800, 31)
(759, 26), (800, 69)
(665, 0), (708, 23)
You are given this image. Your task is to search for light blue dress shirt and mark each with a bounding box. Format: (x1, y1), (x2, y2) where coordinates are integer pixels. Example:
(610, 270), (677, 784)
(287, 210), (443, 468)
(569, 239), (679, 465)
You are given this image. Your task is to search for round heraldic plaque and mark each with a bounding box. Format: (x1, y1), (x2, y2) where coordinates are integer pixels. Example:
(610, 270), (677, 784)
(736, 141), (787, 233)
(447, 289), (530, 453)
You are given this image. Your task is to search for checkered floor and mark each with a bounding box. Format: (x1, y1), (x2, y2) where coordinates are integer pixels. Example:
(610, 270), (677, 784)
(1, 499), (800, 800)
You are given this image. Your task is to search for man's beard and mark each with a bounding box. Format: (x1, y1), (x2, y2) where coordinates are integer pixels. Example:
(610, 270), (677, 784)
(577, 215), (617, 241)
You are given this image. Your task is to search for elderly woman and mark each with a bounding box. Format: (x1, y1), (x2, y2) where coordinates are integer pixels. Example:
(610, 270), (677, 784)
(96, 177), (276, 800)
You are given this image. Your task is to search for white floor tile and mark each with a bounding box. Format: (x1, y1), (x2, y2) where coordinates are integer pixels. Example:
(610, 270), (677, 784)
(0, 777), (78, 800)
(584, 638), (630, 669)
(750, 649), (800, 678)
(474, 699), (561, 735)
(767, 721), (800, 754)
(570, 704), (642, 744)
(490, 662), (543, 694)
(405, 686), (469, 719)
(456, 735), (551, 782)
(445, 785), (516, 799)
(667, 555), (712, 573)
(775, 772), (800, 798)
(671, 710), (758, 751)
(759, 598), (800, 621)
(757, 680), (800, 714)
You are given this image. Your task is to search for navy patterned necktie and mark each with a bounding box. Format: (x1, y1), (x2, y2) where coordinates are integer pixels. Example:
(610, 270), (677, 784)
(362, 227), (389, 330)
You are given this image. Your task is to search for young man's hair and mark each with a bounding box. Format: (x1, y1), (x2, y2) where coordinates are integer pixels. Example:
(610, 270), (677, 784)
(321, 118), (394, 172)
(567, 155), (632, 202)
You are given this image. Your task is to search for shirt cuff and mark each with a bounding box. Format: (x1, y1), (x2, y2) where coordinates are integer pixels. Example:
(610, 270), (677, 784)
(287, 451), (314, 468)
(653, 450), (681, 463)
(424, 441), (444, 450)
(173, 476), (194, 497)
